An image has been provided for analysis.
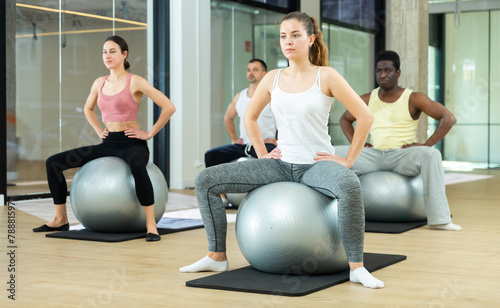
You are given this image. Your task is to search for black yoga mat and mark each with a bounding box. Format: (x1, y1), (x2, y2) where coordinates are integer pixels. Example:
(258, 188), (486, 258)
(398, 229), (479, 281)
(186, 252), (406, 296)
(365, 220), (427, 234)
(45, 217), (204, 242)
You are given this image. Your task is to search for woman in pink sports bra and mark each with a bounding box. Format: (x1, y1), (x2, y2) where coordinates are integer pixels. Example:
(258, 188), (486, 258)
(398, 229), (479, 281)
(33, 36), (176, 242)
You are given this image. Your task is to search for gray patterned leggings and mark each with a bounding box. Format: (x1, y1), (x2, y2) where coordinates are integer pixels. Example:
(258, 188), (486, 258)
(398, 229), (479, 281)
(195, 158), (365, 263)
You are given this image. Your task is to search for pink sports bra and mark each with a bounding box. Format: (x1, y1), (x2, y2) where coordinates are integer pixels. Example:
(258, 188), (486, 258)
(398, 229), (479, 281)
(97, 73), (139, 122)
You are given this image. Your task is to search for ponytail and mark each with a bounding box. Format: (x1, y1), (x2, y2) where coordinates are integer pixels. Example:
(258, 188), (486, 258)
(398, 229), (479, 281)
(280, 12), (328, 66)
(308, 17), (328, 67)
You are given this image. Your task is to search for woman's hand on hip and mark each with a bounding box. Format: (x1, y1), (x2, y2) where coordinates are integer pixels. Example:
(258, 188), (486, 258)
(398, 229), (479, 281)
(260, 147), (282, 160)
(314, 152), (352, 168)
(125, 127), (149, 140)
(100, 128), (109, 139)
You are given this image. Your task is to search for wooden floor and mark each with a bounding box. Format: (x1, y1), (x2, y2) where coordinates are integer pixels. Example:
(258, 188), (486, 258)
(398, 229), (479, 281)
(1, 169), (500, 307)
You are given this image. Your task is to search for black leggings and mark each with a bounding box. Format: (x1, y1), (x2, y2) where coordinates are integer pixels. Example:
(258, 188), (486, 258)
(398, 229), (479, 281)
(46, 131), (153, 206)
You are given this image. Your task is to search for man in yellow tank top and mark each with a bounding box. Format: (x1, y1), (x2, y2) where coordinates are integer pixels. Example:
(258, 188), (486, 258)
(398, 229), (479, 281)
(336, 50), (461, 231)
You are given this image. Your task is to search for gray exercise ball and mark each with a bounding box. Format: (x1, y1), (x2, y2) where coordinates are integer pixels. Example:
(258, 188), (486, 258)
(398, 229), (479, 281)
(70, 157), (168, 233)
(226, 157), (256, 207)
(359, 171), (426, 222)
(235, 182), (348, 275)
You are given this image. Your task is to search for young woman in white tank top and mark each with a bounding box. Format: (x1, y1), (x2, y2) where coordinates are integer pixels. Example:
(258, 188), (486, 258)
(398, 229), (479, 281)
(181, 12), (384, 289)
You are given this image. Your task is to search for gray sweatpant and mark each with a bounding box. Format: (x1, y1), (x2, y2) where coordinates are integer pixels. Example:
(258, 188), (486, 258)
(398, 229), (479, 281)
(335, 145), (452, 225)
(195, 158), (365, 263)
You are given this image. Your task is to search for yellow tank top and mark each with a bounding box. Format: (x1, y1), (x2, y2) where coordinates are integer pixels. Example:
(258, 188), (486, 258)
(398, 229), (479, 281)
(368, 88), (418, 150)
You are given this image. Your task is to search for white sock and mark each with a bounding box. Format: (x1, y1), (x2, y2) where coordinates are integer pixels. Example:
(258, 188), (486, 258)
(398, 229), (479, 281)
(350, 267), (384, 289)
(428, 223), (462, 231)
(179, 256), (229, 273)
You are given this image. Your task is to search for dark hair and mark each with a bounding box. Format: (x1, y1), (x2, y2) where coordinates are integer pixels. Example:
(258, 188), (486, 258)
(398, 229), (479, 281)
(104, 35), (130, 70)
(249, 58), (267, 72)
(280, 11), (328, 67)
(375, 50), (400, 71)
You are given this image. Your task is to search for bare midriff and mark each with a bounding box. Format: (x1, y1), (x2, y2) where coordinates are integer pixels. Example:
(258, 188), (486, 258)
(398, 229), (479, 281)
(105, 120), (140, 132)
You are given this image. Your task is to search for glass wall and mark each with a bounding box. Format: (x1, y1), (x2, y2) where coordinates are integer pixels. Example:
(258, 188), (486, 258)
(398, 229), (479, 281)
(441, 10), (499, 168)
(7, 0), (150, 197)
(210, 0), (287, 147)
(252, 0), (294, 8)
(322, 23), (375, 146)
(322, 0), (378, 30)
(490, 10), (500, 166)
(427, 45), (441, 151)
(321, 0), (379, 147)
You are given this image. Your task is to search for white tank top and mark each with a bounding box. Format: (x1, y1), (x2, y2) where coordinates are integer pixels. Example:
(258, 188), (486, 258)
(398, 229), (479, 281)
(235, 88), (277, 144)
(271, 67), (336, 164)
